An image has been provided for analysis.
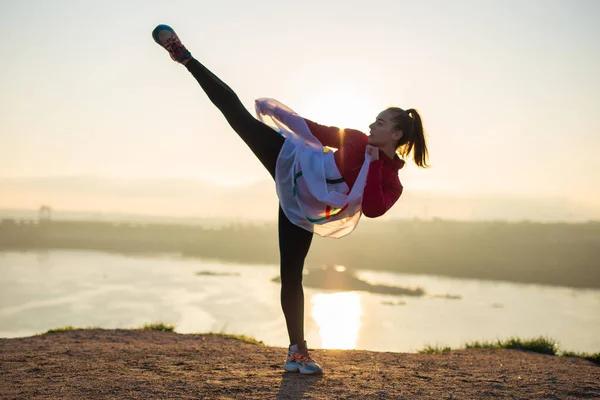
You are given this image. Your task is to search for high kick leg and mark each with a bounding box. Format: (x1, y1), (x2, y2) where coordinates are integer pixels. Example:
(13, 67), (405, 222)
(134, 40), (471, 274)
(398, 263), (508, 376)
(152, 24), (284, 178)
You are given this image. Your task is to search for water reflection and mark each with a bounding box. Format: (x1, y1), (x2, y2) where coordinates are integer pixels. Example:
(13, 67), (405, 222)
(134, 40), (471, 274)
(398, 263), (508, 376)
(2, 251), (599, 353)
(311, 292), (362, 350)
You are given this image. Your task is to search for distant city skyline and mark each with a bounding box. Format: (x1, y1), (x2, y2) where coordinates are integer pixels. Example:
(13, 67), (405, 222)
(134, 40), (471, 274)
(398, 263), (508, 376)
(1, 176), (598, 222)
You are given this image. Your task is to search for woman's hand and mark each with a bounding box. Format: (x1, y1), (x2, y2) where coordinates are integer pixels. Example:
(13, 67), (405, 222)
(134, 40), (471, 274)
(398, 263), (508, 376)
(366, 145), (379, 161)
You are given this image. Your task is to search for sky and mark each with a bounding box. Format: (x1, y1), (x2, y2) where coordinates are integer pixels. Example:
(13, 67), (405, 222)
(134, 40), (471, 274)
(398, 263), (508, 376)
(1, 0), (599, 219)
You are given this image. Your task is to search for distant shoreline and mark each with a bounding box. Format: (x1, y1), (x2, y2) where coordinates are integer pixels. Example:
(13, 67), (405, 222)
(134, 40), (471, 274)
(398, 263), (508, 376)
(1, 218), (599, 289)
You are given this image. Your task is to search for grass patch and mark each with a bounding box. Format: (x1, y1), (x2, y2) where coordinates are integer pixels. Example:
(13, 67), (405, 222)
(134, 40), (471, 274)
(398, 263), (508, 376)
(562, 351), (600, 365)
(42, 326), (76, 335)
(418, 344), (451, 354)
(464, 336), (558, 355)
(38, 326), (101, 335)
(38, 324), (174, 335)
(426, 336), (598, 364)
(37, 324), (264, 345)
(219, 333), (264, 345)
(139, 323), (175, 332)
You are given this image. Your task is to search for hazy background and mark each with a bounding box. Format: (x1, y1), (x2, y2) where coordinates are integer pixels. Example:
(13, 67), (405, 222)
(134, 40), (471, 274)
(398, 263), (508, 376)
(1, 0), (599, 221)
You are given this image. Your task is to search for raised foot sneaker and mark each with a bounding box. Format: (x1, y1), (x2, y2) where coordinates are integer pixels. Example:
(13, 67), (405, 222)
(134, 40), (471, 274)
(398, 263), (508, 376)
(284, 341), (323, 375)
(152, 24), (192, 64)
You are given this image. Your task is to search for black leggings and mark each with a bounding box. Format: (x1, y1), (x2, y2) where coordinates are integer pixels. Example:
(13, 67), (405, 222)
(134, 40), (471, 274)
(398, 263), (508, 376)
(185, 59), (312, 346)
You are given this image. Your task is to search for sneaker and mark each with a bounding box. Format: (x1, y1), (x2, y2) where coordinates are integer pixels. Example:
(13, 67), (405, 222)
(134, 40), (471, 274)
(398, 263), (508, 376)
(152, 24), (192, 64)
(284, 341), (323, 375)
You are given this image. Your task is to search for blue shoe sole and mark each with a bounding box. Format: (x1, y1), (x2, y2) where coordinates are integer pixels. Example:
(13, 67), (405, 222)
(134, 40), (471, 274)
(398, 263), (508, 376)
(284, 362), (300, 372)
(152, 24), (175, 44)
(284, 361), (323, 374)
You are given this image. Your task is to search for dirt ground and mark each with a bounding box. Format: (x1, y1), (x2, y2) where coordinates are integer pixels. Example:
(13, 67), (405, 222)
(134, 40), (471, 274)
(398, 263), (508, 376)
(1, 329), (598, 399)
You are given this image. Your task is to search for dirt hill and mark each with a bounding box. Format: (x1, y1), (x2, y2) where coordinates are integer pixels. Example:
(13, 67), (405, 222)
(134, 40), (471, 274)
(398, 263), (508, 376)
(1, 329), (598, 399)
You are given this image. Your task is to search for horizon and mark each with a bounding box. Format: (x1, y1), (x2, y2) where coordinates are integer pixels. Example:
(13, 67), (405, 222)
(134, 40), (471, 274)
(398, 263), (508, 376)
(1, 175), (599, 223)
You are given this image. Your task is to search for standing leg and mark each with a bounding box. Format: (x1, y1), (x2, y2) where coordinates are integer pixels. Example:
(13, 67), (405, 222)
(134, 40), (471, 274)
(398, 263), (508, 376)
(279, 207), (323, 374)
(278, 206), (313, 346)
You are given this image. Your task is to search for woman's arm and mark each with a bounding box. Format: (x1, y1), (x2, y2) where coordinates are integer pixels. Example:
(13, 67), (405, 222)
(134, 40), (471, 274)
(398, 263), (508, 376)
(255, 98), (311, 136)
(255, 98), (360, 149)
(361, 162), (403, 218)
(303, 119), (345, 148)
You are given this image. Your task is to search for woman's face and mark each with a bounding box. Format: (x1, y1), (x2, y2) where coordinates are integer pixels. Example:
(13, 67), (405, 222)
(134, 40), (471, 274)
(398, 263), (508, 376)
(368, 109), (403, 147)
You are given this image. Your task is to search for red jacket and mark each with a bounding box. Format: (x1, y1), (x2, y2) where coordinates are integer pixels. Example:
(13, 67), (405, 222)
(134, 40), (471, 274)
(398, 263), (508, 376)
(304, 119), (405, 218)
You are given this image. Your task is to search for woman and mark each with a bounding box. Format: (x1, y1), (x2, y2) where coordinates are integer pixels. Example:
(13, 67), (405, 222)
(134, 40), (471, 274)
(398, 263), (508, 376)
(152, 24), (429, 375)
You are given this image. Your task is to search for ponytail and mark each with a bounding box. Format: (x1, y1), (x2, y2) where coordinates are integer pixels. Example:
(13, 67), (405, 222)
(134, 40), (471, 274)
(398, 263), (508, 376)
(387, 107), (429, 168)
(405, 109), (428, 168)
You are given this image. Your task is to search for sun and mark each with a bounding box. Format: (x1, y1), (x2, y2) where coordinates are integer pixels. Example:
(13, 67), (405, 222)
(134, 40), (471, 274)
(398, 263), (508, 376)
(298, 90), (381, 132)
